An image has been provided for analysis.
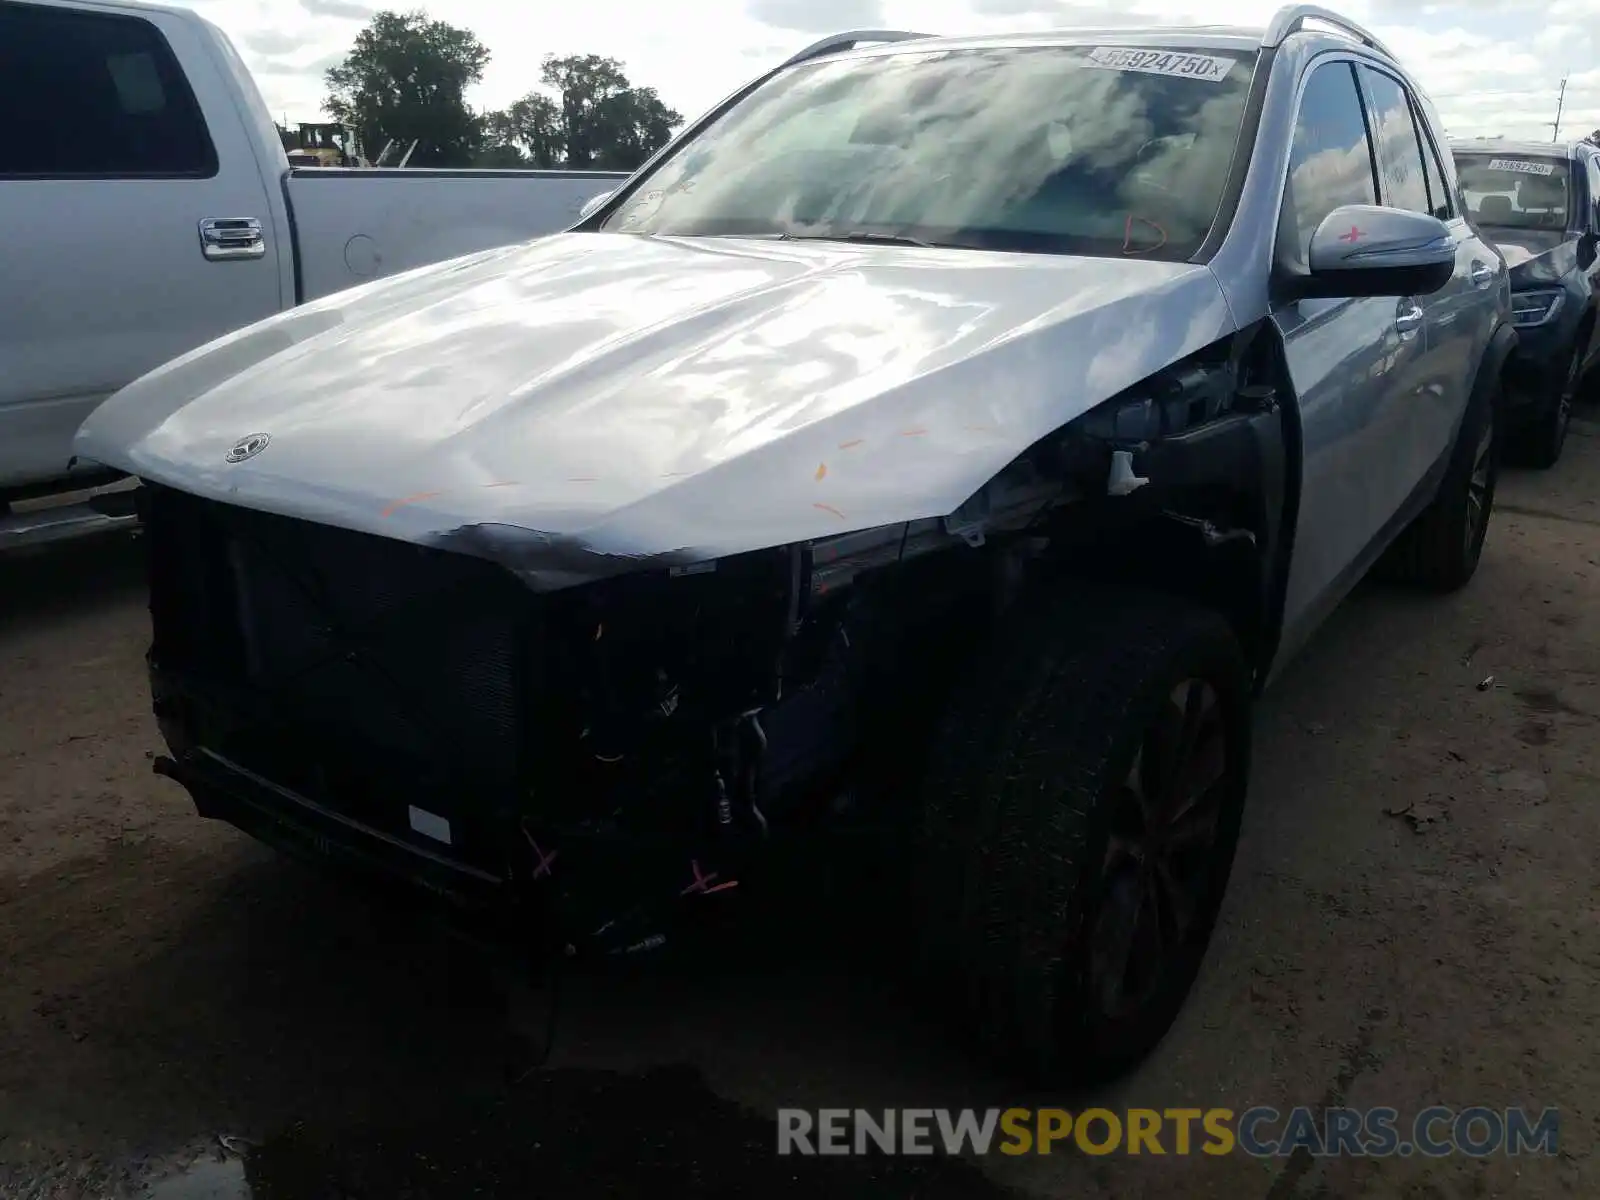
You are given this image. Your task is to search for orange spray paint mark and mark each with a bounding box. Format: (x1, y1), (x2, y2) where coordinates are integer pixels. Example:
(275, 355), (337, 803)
(380, 491), (443, 518)
(815, 462), (827, 481)
(900, 428), (928, 437)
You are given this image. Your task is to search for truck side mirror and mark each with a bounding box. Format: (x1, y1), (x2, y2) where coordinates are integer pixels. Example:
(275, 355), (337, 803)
(578, 190), (614, 221)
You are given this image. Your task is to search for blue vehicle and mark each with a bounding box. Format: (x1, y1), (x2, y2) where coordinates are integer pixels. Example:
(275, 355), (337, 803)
(1454, 137), (1600, 466)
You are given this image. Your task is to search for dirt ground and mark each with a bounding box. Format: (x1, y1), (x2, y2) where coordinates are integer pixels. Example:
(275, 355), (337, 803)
(2, 424), (1598, 1200)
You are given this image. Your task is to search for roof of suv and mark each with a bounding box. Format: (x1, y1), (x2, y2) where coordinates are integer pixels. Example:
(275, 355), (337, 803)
(1450, 137), (1585, 161)
(800, 10), (1402, 65)
(817, 26), (1376, 60)
(834, 28), (1264, 52)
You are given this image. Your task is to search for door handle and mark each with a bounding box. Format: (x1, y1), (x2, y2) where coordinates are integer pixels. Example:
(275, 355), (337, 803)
(1395, 301), (1424, 335)
(199, 217), (265, 261)
(1470, 261), (1495, 288)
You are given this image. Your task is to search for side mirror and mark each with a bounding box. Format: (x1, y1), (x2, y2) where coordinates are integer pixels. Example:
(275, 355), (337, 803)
(1286, 205), (1456, 299)
(577, 189), (614, 221)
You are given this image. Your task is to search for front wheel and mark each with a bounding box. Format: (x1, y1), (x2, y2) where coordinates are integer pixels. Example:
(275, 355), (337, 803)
(914, 586), (1251, 1084)
(1511, 338), (1583, 469)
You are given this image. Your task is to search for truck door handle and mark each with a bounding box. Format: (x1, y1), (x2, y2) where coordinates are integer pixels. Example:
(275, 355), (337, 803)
(199, 217), (265, 261)
(1470, 261), (1495, 288)
(1395, 301), (1424, 335)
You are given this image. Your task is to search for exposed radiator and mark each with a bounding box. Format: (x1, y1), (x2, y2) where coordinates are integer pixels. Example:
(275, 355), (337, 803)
(144, 485), (531, 793)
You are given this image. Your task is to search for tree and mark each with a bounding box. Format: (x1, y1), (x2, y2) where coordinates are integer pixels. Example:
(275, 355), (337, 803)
(479, 54), (681, 170)
(324, 10), (489, 168)
(472, 141), (529, 168)
(479, 95), (564, 168)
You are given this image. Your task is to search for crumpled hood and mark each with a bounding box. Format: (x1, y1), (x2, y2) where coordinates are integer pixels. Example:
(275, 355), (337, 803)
(75, 232), (1232, 584)
(1486, 228), (1576, 281)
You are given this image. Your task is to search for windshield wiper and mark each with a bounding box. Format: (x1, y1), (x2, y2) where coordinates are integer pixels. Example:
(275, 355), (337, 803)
(777, 230), (939, 248)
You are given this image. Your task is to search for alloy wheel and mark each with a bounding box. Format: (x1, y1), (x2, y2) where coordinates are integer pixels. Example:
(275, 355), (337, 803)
(1088, 678), (1228, 1020)
(1557, 343), (1584, 434)
(1466, 416), (1495, 554)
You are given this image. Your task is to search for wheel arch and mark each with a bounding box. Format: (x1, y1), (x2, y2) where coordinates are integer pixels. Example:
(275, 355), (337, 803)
(1480, 319), (1520, 418)
(1572, 304), (1596, 369)
(1019, 318), (1299, 690)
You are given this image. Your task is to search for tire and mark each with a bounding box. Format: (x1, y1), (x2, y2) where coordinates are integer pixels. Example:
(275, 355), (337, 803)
(1375, 365), (1499, 592)
(1510, 336), (1584, 469)
(914, 585), (1251, 1084)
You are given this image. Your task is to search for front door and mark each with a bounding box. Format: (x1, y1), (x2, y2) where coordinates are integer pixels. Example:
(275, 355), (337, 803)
(1583, 152), (1600, 369)
(1355, 64), (1486, 487)
(1272, 58), (1428, 650)
(0, 0), (284, 489)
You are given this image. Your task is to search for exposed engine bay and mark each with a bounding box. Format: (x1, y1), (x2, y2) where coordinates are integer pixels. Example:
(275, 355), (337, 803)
(143, 325), (1290, 963)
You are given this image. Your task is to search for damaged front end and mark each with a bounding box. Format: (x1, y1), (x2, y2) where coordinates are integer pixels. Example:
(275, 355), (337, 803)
(141, 482), (993, 961)
(141, 324), (1290, 965)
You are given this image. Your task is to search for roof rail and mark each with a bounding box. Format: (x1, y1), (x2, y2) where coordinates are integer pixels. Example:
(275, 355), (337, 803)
(779, 29), (935, 70)
(1261, 5), (1393, 58)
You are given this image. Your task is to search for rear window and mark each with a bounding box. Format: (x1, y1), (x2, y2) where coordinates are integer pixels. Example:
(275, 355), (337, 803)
(1454, 153), (1571, 230)
(0, 0), (217, 178)
(600, 44), (1259, 262)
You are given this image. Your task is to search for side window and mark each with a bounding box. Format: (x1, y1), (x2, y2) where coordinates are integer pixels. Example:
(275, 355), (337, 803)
(0, 2), (217, 178)
(1410, 100), (1454, 219)
(1357, 66), (1431, 215)
(1587, 156), (1600, 231)
(1281, 62), (1378, 269)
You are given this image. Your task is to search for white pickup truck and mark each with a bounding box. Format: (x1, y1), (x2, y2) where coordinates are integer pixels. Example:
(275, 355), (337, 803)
(0, 0), (627, 547)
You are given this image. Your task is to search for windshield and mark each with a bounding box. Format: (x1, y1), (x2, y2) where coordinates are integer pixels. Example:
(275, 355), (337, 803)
(598, 44), (1259, 261)
(1455, 153), (1572, 230)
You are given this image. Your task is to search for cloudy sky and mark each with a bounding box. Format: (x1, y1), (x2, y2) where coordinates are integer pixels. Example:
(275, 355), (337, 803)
(184, 0), (1600, 143)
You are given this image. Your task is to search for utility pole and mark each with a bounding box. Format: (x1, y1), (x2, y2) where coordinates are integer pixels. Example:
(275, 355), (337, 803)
(1552, 74), (1569, 142)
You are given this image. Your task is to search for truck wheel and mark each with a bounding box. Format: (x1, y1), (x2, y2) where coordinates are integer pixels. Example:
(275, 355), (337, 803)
(1376, 367), (1499, 591)
(1511, 338), (1583, 469)
(914, 586), (1251, 1084)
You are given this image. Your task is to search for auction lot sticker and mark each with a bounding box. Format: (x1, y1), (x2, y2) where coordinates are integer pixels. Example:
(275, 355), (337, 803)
(1486, 158), (1556, 175)
(1085, 46), (1234, 82)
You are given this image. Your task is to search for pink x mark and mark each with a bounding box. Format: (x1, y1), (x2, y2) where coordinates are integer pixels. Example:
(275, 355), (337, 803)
(527, 838), (558, 879)
(680, 859), (738, 896)
(1338, 225), (1365, 243)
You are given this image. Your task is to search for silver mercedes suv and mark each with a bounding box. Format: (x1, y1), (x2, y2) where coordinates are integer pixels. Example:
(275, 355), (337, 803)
(77, 5), (1514, 1082)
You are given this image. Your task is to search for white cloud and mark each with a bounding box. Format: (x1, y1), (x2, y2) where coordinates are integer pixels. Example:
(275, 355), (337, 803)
(178, 0), (1598, 143)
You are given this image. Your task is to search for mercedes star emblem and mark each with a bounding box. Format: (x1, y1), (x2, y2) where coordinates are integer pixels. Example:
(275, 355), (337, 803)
(225, 433), (271, 463)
